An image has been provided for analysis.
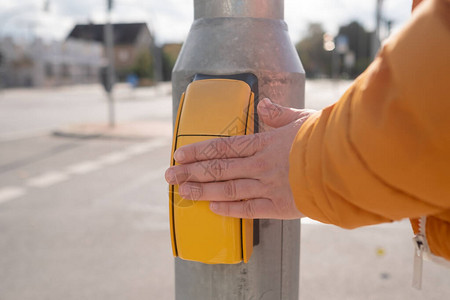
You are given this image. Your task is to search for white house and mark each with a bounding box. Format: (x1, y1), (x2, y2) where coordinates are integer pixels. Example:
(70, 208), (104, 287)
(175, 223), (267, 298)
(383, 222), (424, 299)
(0, 37), (103, 88)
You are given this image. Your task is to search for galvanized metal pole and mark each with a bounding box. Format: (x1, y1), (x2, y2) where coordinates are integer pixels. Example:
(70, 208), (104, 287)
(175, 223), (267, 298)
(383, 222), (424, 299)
(172, 1), (304, 299)
(104, 0), (115, 127)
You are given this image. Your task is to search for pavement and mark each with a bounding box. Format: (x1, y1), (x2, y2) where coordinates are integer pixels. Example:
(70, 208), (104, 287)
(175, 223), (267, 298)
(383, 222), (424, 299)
(0, 82), (172, 142)
(50, 83), (173, 140)
(0, 80), (449, 300)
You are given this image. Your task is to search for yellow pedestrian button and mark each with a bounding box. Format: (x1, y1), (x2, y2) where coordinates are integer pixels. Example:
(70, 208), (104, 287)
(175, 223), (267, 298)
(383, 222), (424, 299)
(169, 74), (258, 264)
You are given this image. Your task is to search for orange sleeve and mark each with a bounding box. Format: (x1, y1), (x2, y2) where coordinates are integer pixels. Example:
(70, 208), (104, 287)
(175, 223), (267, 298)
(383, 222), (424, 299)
(289, 0), (450, 229)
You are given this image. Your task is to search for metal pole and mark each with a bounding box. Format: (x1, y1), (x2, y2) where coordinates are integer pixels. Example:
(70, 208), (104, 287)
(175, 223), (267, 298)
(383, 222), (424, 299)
(104, 0), (115, 127)
(172, 1), (303, 299)
(371, 0), (383, 60)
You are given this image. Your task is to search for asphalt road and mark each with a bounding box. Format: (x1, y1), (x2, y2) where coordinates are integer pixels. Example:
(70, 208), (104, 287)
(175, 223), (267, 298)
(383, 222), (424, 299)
(0, 83), (175, 299)
(0, 81), (449, 300)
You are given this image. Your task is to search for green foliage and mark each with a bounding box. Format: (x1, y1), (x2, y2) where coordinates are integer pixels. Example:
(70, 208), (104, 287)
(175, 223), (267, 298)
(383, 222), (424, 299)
(132, 50), (153, 79)
(296, 21), (373, 79)
(337, 21), (372, 77)
(162, 43), (182, 81)
(296, 23), (332, 78)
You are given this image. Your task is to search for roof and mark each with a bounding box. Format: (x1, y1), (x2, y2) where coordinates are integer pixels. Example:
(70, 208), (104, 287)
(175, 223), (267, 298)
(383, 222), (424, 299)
(67, 23), (151, 45)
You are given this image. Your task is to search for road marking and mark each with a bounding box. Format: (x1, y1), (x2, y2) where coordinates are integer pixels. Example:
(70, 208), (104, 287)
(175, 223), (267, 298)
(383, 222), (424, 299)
(66, 161), (102, 175)
(125, 144), (154, 156)
(124, 138), (169, 156)
(93, 138), (170, 166)
(26, 171), (69, 188)
(97, 152), (131, 165)
(93, 167), (167, 206)
(0, 186), (26, 204)
(8, 138), (170, 193)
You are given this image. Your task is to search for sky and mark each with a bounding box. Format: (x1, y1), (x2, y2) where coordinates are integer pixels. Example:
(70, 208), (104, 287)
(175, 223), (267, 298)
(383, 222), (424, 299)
(0, 0), (413, 45)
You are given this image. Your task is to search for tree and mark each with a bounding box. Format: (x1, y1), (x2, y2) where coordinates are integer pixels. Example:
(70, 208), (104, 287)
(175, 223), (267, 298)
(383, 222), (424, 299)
(162, 43), (182, 81)
(131, 50), (153, 80)
(296, 21), (373, 79)
(337, 21), (373, 77)
(296, 23), (333, 78)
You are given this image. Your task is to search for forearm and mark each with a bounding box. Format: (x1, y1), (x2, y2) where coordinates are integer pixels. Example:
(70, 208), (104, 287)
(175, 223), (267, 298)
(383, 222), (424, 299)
(289, 0), (450, 228)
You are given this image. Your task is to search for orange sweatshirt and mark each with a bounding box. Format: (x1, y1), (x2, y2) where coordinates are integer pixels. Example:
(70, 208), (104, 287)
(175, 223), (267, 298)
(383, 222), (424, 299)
(289, 0), (450, 261)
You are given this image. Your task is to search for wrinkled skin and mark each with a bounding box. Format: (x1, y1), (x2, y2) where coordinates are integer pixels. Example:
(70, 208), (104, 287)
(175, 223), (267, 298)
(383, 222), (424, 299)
(165, 98), (316, 219)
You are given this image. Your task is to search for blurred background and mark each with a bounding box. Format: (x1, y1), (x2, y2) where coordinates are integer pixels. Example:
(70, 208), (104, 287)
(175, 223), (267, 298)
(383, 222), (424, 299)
(0, 0), (449, 299)
(0, 0), (412, 88)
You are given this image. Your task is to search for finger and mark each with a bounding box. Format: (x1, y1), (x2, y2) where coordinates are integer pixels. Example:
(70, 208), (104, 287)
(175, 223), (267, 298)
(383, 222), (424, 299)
(174, 134), (267, 164)
(179, 179), (265, 201)
(257, 98), (304, 128)
(209, 198), (275, 219)
(167, 155), (267, 184)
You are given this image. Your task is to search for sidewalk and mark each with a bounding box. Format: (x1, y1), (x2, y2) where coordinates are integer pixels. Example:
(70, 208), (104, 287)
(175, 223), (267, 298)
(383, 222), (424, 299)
(301, 219), (450, 299)
(50, 79), (350, 141)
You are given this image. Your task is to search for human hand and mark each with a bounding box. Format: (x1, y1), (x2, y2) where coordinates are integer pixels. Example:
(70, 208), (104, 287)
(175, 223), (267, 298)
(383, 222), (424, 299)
(165, 98), (316, 219)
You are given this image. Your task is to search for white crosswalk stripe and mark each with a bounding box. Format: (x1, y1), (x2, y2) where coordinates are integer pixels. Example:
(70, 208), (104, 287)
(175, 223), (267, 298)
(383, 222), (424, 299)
(125, 139), (169, 155)
(26, 171), (69, 188)
(97, 152), (131, 165)
(0, 187), (26, 204)
(2, 138), (170, 202)
(66, 161), (102, 175)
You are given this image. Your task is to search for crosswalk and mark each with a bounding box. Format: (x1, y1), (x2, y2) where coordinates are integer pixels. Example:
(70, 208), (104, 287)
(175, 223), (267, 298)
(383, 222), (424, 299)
(0, 137), (170, 206)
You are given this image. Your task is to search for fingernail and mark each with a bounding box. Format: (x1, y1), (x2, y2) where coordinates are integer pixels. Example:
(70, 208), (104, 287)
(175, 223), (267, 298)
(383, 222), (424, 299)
(261, 98), (272, 105)
(174, 149), (185, 162)
(165, 169), (175, 183)
(210, 202), (218, 211)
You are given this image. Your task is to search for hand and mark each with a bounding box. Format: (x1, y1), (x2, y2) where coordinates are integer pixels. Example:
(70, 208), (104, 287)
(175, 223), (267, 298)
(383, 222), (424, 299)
(165, 98), (316, 219)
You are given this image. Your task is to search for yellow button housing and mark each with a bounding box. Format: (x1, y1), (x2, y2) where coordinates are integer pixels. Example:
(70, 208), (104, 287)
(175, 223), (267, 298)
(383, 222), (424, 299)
(169, 78), (255, 264)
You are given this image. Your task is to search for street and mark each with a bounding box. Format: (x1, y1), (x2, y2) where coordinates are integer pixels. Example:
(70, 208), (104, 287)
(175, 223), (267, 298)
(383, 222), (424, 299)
(0, 84), (174, 299)
(0, 81), (449, 300)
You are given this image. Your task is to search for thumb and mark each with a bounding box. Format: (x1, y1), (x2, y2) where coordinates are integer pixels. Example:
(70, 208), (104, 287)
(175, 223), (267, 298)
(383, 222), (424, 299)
(257, 98), (303, 128)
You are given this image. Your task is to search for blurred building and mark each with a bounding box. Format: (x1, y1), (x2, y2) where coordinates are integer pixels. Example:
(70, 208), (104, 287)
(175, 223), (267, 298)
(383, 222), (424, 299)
(0, 37), (103, 88)
(67, 23), (154, 81)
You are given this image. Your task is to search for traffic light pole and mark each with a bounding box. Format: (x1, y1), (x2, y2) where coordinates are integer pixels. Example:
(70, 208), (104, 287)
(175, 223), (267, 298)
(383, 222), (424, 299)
(104, 0), (115, 127)
(171, 1), (304, 299)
